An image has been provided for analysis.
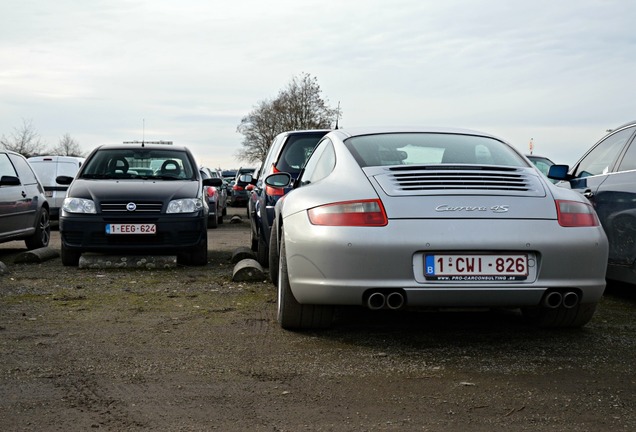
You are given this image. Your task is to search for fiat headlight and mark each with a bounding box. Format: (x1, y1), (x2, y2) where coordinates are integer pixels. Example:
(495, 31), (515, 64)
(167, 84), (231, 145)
(62, 197), (96, 214)
(167, 198), (203, 214)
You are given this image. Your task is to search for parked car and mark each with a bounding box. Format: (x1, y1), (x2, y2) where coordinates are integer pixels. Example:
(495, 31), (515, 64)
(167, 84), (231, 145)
(267, 127), (608, 330)
(246, 130), (330, 265)
(549, 120), (636, 286)
(221, 170), (236, 188)
(56, 143), (221, 266)
(526, 154), (557, 183)
(27, 155), (85, 219)
(200, 166), (228, 228)
(228, 167), (254, 207)
(0, 149), (50, 249)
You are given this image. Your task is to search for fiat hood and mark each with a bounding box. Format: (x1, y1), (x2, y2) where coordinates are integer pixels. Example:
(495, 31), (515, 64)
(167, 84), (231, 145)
(67, 179), (201, 203)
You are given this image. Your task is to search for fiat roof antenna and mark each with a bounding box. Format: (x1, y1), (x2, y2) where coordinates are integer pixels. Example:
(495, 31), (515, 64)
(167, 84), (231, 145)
(142, 118), (145, 147)
(334, 102), (340, 130)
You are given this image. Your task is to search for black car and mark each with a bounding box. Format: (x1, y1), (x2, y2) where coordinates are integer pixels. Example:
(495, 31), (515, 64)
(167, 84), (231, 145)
(246, 130), (329, 265)
(0, 149), (50, 249)
(200, 166), (228, 229)
(228, 167), (254, 207)
(221, 170), (236, 187)
(550, 119), (636, 285)
(57, 143), (221, 266)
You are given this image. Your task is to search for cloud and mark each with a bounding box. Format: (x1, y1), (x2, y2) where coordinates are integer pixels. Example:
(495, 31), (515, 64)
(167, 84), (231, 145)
(0, 0), (635, 168)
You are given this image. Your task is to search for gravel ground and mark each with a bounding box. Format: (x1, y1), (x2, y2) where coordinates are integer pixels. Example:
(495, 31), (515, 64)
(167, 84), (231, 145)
(0, 206), (635, 431)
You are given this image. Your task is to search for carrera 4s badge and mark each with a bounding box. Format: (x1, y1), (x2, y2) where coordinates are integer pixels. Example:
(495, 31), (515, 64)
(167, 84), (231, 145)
(435, 205), (509, 213)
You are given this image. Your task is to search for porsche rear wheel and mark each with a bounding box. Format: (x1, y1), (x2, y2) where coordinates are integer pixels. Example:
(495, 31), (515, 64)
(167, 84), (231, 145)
(268, 219), (280, 286)
(277, 235), (333, 330)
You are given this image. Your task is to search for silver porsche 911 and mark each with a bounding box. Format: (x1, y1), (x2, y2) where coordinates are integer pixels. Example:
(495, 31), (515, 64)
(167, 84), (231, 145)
(266, 128), (609, 330)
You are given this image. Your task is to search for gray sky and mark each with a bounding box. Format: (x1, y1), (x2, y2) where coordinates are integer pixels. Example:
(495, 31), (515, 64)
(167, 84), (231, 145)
(1, 0), (634, 169)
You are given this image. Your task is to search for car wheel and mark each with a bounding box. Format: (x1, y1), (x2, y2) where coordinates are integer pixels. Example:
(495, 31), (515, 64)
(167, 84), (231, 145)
(250, 227), (258, 252)
(522, 302), (598, 328)
(25, 207), (51, 250)
(208, 204), (218, 229)
(178, 236), (208, 266)
(268, 219), (279, 286)
(257, 234), (268, 267)
(277, 234), (334, 330)
(60, 243), (81, 266)
(191, 236), (208, 266)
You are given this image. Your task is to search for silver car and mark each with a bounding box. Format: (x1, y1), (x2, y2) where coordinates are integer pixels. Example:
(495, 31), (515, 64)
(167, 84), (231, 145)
(267, 128), (609, 330)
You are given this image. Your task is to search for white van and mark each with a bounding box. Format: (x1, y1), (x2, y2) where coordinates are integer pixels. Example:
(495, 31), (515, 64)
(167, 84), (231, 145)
(27, 156), (85, 219)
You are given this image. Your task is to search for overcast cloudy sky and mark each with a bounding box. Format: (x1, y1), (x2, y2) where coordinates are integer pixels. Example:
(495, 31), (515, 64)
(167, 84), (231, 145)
(1, 0), (634, 169)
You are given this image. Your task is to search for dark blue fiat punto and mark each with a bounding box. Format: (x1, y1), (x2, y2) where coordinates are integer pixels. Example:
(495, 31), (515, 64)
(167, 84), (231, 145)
(57, 142), (220, 266)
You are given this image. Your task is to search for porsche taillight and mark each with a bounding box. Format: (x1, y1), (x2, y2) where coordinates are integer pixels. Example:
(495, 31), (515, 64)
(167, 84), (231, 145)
(555, 200), (600, 227)
(307, 199), (388, 226)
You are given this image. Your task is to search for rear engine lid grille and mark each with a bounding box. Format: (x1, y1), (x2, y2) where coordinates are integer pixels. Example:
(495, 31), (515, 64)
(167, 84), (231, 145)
(373, 166), (546, 197)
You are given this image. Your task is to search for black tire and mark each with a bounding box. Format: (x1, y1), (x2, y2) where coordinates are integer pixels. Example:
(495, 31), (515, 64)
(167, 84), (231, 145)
(25, 207), (50, 250)
(60, 243), (81, 266)
(179, 236), (208, 266)
(222, 206), (227, 217)
(218, 212), (224, 225)
(277, 235), (334, 330)
(522, 302), (598, 328)
(268, 219), (280, 286)
(208, 204), (218, 229)
(192, 236), (208, 266)
(256, 233), (268, 267)
(250, 227), (258, 252)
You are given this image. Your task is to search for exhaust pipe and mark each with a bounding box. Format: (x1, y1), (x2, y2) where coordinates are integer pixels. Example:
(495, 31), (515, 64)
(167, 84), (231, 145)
(543, 291), (563, 309)
(386, 292), (405, 310)
(562, 291), (580, 309)
(367, 292), (386, 310)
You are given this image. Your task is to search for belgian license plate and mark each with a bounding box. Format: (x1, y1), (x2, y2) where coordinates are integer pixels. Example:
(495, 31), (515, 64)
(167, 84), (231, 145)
(106, 224), (156, 235)
(425, 254), (528, 281)
(45, 191), (53, 197)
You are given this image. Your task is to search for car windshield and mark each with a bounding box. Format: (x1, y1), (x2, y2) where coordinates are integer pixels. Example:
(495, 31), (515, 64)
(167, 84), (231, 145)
(345, 133), (528, 168)
(80, 149), (195, 180)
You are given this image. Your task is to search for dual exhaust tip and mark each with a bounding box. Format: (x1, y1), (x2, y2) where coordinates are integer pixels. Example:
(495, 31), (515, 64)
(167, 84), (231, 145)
(366, 289), (580, 311)
(542, 290), (580, 309)
(366, 291), (405, 310)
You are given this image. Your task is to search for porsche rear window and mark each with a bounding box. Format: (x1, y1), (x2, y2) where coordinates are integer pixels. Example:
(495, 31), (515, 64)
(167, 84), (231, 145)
(345, 133), (528, 168)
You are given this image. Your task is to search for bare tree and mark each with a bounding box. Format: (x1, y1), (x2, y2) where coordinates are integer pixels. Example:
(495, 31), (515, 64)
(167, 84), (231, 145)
(52, 133), (85, 157)
(0, 119), (48, 157)
(236, 73), (341, 164)
(236, 99), (282, 164)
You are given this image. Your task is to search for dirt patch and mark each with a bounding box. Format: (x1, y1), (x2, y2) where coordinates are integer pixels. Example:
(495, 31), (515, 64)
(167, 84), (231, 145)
(1, 207), (635, 431)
